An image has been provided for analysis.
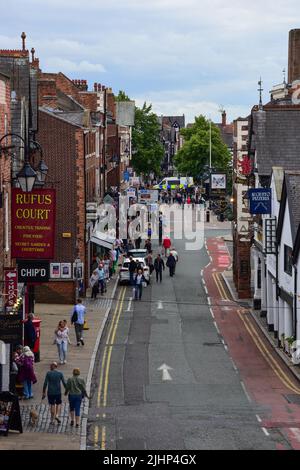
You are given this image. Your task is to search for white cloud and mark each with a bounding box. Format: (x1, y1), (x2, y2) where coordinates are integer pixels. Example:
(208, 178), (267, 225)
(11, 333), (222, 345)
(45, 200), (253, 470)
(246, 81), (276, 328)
(43, 58), (106, 73)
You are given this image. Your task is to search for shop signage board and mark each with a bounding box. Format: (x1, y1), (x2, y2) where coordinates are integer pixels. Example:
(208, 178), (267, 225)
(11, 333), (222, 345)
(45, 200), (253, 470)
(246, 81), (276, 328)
(17, 260), (50, 283)
(11, 189), (56, 259)
(248, 188), (272, 215)
(0, 313), (23, 344)
(4, 269), (18, 309)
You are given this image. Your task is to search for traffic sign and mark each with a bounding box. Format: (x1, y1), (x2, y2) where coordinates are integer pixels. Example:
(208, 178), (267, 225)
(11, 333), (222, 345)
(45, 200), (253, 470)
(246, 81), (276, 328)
(249, 189), (272, 215)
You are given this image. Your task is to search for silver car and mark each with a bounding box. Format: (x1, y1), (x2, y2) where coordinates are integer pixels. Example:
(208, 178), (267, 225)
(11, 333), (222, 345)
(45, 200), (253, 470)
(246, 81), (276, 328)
(119, 257), (150, 285)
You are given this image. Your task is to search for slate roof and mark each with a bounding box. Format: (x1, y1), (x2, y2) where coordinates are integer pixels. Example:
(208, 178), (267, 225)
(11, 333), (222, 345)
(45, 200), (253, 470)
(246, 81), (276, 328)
(57, 90), (85, 112)
(277, 171), (300, 245)
(39, 107), (83, 128)
(252, 108), (300, 176)
(162, 115), (185, 129)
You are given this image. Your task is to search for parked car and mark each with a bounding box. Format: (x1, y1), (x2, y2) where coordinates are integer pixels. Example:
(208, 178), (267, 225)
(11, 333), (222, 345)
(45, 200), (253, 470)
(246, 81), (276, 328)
(127, 248), (148, 259)
(119, 257), (150, 285)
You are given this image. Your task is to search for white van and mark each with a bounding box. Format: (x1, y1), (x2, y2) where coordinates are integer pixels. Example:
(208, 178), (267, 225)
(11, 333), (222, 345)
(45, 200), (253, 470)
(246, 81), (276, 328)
(153, 177), (194, 189)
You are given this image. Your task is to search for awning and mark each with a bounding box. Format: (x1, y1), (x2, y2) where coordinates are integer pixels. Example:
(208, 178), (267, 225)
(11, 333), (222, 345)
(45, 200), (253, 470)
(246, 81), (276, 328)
(90, 231), (115, 250)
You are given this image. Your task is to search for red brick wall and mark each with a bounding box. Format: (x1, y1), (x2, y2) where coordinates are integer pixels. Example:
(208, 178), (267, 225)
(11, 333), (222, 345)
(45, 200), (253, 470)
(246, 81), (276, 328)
(0, 75), (12, 292)
(38, 78), (57, 108)
(78, 92), (98, 111)
(37, 110), (78, 264)
(35, 281), (75, 304)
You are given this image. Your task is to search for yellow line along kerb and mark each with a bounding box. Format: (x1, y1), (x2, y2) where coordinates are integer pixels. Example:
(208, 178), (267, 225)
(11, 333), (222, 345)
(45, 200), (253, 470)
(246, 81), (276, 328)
(238, 309), (300, 394)
(97, 288), (124, 408)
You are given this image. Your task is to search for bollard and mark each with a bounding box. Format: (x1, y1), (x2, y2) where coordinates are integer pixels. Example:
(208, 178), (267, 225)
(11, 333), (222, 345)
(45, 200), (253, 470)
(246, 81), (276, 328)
(206, 210), (210, 223)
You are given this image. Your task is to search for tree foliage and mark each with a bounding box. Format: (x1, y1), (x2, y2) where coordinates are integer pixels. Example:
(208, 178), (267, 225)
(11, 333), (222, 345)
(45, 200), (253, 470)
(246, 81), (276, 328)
(131, 102), (164, 177)
(174, 115), (231, 180)
(115, 90), (131, 102)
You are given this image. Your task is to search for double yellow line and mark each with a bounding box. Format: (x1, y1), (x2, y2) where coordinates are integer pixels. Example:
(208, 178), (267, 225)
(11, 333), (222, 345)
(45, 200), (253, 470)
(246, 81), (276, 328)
(94, 286), (126, 450)
(212, 270), (300, 395)
(238, 309), (300, 395)
(213, 272), (230, 300)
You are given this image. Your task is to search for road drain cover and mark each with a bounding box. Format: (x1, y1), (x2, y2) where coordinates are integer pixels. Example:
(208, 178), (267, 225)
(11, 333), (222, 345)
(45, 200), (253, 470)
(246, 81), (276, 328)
(284, 394), (300, 404)
(203, 342), (223, 347)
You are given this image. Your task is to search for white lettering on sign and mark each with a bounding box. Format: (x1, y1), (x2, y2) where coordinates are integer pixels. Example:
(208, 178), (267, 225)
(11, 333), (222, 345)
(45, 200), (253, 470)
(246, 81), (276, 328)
(20, 268), (47, 277)
(251, 192), (271, 201)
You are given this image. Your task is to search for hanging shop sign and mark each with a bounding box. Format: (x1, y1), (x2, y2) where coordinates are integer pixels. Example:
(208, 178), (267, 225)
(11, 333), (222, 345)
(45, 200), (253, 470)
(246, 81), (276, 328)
(248, 188), (272, 215)
(4, 269), (18, 309)
(11, 189), (56, 259)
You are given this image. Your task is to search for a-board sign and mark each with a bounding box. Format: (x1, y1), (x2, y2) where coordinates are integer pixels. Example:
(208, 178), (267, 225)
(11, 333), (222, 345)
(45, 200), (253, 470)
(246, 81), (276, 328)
(0, 391), (23, 436)
(0, 313), (23, 344)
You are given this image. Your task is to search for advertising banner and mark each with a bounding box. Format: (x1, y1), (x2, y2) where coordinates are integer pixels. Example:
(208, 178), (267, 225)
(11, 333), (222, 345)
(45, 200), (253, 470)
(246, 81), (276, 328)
(11, 189), (56, 259)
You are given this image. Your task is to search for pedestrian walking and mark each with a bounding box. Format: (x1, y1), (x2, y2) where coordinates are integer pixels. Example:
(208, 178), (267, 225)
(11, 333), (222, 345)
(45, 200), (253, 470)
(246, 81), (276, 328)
(145, 238), (152, 254)
(133, 268), (146, 300)
(146, 251), (154, 275)
(162, 236), (171, 257)
(127, 239), (134, 253)
(10, 345), (22, 394)
(135, 236), (142, 249)
(154, 254), (165, 283)
(159, 213), (163, 246)
(24, 313), (36, 350)
(103, 255), (110, 283)
(89, 270), (99, 299)
(166, 253), (176, 277)
(42, 362), (66, 425)
(54, 320), (70, 364)
(97, 263), (106, 295)
(170, 247), (179, 273)
(71, 299), (86, 346)
(128, 256), (137, 286)
(16, 346), (37, 399)
(147, 223), (152, 240)
(65, 368), (89, 427)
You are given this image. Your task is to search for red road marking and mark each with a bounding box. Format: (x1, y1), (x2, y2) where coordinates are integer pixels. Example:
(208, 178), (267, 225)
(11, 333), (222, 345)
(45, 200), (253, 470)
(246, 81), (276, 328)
(203, 237), (300, 450)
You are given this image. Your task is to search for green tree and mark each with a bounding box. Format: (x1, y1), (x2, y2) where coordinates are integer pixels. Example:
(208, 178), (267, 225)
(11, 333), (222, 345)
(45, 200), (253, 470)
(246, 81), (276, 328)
(174, 115), (231, 181)
(115, 90), (131, 102)
(131, 102), (164, 177)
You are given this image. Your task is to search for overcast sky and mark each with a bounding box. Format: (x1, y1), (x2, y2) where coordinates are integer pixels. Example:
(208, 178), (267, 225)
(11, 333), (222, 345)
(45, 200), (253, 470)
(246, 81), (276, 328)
(1, 0), (299, 123)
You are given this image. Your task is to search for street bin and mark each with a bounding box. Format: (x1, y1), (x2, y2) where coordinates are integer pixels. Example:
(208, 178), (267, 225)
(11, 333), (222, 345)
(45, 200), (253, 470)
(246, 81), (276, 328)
(32, 318), (41, 363)
(206, 210), (210, 223)
(219, 213), (224, 222)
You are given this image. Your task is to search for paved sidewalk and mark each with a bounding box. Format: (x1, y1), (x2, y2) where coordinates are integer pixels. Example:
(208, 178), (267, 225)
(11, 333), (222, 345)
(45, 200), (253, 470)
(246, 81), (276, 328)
(0, 278), (118, 450)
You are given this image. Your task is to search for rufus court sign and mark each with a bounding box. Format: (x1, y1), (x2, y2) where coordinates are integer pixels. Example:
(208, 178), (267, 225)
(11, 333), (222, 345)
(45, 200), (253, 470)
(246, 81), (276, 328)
(11, 189), (56, 259)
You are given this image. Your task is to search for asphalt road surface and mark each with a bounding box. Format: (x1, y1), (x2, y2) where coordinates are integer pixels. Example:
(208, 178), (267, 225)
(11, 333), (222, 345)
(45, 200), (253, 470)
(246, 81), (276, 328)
(87, 226), (275, 450)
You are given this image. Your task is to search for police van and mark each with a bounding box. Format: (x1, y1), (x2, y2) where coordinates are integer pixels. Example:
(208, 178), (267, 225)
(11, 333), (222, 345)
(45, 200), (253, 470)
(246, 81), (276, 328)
(153, 177), (194, 190)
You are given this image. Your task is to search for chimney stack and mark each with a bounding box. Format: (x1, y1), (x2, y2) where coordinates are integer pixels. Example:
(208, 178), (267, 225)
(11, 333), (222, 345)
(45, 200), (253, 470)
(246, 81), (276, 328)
(21, 32), (26, 51)
(288, 29), (300, 83)
(222, 110), (226, 127)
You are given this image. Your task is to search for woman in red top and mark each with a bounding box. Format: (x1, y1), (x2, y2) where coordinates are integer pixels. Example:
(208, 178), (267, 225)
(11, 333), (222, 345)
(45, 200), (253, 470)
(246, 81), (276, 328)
(162, 236), (171, 257)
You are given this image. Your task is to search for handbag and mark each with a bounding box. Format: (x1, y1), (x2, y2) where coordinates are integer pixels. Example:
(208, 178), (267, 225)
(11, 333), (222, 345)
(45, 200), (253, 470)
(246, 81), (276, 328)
(142, 282), (147, 288)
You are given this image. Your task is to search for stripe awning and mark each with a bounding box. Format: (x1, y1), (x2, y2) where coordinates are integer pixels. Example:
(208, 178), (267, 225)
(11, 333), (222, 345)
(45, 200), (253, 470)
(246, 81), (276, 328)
(90, 231), (115, 249)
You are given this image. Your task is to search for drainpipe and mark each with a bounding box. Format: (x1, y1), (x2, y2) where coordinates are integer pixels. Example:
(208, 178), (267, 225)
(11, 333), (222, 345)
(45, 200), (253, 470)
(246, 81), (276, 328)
(294, 263), (298, 341)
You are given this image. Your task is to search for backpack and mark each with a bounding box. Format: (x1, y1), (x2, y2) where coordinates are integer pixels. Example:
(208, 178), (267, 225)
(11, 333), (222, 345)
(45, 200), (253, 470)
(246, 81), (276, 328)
(71, 307), (78, 324)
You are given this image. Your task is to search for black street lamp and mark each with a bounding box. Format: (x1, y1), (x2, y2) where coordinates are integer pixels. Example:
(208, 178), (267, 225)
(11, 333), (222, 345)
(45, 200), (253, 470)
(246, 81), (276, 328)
(0, 134), (47, 192)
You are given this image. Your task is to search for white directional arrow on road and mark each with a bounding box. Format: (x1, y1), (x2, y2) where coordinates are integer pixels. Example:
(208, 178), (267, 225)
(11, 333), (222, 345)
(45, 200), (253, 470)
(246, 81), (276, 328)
(158, 364), (173, 381)
(157, 301), (164, 310)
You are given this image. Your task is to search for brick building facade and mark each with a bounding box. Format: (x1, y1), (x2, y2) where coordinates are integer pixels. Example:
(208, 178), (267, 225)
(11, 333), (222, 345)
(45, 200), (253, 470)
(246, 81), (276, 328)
(0, 73), (12, 306)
